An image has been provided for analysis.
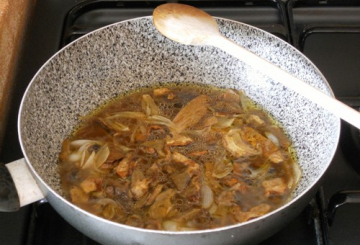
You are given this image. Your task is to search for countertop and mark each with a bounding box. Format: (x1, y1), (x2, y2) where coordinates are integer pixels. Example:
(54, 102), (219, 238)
(0, 0), (34, 149)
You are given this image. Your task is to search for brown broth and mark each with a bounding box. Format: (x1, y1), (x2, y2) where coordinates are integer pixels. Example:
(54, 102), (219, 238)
(58, 84), (301, 231)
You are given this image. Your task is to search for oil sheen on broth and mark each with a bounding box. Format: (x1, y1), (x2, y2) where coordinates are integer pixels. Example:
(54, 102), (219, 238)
(58, 84), (301, 231)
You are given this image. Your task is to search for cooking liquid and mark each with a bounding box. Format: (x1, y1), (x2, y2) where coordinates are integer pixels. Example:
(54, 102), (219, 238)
(58, 84), (301, 231)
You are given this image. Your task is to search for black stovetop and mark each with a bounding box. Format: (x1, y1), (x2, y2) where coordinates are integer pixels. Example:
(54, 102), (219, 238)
(1, 0), (360, 244)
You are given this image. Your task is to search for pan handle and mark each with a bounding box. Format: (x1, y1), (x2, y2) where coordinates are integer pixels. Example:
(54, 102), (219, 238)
(0, 162), (19, 211)
(326, 190), (360, 226)
(0, 159), (45, 212)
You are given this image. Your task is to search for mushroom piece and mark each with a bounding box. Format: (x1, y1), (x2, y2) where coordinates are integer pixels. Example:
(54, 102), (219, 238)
(149, 189), (176, 219)
(268, 150), (284, 164)
(153, 87), (172, 97)
(131, 168), (150, 199)
(171, 171), (191, 191)
(146, 184), (164, 206)
(217, 182), (247, 206)
(246, 114), (265, 128)
(80, 177), (98, 193)
(165, 133), (193, 146)
(212, 157), (233, 179)
(70, 186), (89, 204)
(262, 178), (287, 197)
(222, 89), (241, 102)
(115, 155), (132, 178)
(235, 204), (271, 222)
(172, 152), (200, 176)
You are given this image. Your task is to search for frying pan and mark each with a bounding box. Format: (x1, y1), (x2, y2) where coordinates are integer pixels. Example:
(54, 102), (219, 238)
(0, 16), (340, 245)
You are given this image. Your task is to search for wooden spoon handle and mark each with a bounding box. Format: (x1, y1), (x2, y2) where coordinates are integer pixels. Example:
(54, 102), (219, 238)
(208, 35), (360, 129)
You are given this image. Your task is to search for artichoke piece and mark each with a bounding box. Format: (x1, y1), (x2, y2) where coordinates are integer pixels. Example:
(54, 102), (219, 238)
(222, 129), (259, 158)
(172, 95), (209, 132)
(240, 127), (278, 157)
(212, 157), (233, 179)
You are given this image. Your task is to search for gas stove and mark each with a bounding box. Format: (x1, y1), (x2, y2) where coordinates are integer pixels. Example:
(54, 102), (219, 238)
(0, 0), (359, 244)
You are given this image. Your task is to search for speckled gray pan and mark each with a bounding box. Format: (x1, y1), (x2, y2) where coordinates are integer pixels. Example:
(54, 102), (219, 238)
(18, 17), (340, 245)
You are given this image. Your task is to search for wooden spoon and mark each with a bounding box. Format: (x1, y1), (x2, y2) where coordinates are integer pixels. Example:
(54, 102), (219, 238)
(153, 3), (360, 129)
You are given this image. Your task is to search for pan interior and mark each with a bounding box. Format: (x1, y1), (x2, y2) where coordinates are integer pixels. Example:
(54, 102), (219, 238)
(19, 17), (339, 201)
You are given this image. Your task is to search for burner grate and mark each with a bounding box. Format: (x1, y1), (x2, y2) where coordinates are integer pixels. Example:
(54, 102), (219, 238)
(60, 0), (289, 48)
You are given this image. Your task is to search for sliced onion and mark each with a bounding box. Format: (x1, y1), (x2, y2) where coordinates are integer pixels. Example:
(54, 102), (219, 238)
(214, 117), (235, 128)
(108, 120), (130, 132)
(68, 152), (81, 162)
(94, 144), (110, 168)
(142, 94), (162, 116)
(162, 220), (179, 231)
(82, 151), (96, 169)
(107, 111), (146, 120)
(239, 91), (254, 111)
(209, 203), (218, 214)
(79, 147), (89, 168)
(145, 115), (175, 128)
(78, 143), (91, 154)
(116, 144), (132, 152)
(290, 162), (302, 189)
(183, 127), (210, 137)
(202, 184), (214, 209)
(265, 132), (280, 147)
(130, 124), (139, 143)
(70, 140), (101, 149)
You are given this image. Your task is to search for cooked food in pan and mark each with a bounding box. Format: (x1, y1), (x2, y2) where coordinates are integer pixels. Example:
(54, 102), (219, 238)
(58, 84), (301, 231)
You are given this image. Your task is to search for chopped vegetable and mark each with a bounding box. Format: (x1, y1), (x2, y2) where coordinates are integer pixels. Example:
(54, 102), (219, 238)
(262, 178), (288, 197)
(222, 129), (259, 158)
(142, 94), (162, 116)
(58, 84), (301, 231)
(172, 95), (209, 132)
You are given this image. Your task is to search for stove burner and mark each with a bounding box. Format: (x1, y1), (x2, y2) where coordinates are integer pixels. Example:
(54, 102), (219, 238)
(327, 190), (360, 226)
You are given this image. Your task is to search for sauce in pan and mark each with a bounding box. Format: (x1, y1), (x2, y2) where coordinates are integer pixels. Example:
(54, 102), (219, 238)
(58, 84), (301, 231)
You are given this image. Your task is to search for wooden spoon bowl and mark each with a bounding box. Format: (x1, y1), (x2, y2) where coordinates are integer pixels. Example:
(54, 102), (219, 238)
(153, 3), (360, 129)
